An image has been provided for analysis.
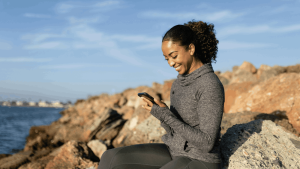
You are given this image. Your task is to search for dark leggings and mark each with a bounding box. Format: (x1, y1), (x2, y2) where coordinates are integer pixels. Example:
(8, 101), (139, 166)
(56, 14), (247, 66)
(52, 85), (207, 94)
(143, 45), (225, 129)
(98, 143), (221, 169)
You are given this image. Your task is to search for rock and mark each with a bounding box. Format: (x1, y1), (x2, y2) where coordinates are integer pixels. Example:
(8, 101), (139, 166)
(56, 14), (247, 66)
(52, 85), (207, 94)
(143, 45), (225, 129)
(286, 64), (300, 73)
(112, 106), (166, 148)
(87, 140), (107, 159)
(218, 76), (230, 86)
(0, 154), (11, 160)
(45, 140), (99, 169)
(19, 156), (54, 169)
(230, 69), (257, 84)
(116, 105), (135, 120)
(256, 64), (286, 82)
(118, 96), (127, 107)
(228, 73), (300, 133)
(220, 71), (232, 80)
(0, 151), (32, 169)
(124, 86), (160, 109)
(256, 64), (272, 79)
(221, 120), (300, 168)
(224, 81), (258, 113)
(88, 108), (125, 142)
(221, 111), (300, 137)
(24, 125), (60, 151)
(238, 61), (257, 74)
(152, 82), (163, 94)
(215, 71), (221, 76)
(232, 65), (239, 73)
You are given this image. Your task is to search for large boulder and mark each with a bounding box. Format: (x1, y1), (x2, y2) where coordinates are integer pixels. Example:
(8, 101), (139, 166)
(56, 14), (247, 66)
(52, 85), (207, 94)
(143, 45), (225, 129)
(45, 140), (99, 169)
(87, 140), (107, 159)
(221, 120), (300, 168)
(221, 111), (299, 137)
(238, 61), (257, 74)
(228, 73), (300, 133)
(112, 105), (166, 148)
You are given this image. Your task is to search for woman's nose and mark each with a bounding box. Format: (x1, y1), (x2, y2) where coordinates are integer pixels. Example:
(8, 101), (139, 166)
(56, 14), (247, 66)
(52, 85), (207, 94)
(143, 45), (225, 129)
(168, 60), (175, 67)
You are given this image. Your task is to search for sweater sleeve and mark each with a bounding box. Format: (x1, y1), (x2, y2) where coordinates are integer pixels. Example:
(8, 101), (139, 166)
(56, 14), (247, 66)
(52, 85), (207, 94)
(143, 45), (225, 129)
(160, 121), (172, 134)
(150, 83), (224, 152)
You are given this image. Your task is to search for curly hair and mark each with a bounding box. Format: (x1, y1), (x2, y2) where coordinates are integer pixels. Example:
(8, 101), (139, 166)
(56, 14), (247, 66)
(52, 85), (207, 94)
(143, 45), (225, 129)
(162, 20), (219, 64)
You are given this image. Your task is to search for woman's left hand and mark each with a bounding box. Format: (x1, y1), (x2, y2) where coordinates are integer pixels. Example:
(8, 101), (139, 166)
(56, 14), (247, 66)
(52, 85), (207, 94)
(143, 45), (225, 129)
(141, 97), (168, 111)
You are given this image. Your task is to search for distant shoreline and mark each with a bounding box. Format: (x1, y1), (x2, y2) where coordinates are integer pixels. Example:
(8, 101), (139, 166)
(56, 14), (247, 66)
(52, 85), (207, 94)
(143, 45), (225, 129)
(0, 105), (67, 108)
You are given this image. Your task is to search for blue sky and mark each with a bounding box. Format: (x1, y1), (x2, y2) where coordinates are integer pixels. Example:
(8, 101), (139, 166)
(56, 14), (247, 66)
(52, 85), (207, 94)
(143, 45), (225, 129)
(0, 0), (299, 103)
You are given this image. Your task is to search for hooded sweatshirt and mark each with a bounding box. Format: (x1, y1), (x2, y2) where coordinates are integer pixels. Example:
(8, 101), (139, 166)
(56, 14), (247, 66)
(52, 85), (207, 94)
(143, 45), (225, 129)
(150, 63), (224, 163)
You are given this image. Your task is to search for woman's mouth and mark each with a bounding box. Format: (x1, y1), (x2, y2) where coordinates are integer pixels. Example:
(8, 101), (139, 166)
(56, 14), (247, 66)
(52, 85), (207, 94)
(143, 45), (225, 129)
(175, 65), (181, 71)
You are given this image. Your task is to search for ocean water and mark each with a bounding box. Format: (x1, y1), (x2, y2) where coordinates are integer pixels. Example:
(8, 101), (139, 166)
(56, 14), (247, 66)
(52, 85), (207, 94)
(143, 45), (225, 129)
(0, 105), (63, 154)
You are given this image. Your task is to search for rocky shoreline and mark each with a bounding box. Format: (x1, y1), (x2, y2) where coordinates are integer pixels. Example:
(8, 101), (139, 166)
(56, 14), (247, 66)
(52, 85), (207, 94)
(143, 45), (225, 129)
(0, 61), (300, 169)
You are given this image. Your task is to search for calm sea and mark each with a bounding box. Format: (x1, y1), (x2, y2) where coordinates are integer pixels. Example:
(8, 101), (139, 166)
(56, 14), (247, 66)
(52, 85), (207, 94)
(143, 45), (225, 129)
(0, 105), (63, 154)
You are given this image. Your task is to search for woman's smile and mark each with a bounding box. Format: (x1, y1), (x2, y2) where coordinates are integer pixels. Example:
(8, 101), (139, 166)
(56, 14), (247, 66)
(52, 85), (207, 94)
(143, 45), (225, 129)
(175, 65), (181, 71)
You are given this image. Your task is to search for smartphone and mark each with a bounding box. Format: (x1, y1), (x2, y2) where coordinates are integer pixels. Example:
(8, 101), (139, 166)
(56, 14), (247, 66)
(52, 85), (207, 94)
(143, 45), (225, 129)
(138, 92), (157, 104)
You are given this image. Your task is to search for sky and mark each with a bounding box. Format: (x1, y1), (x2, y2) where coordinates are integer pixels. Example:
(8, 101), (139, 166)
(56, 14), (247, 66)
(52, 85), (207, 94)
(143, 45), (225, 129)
(0, 0), (299, 103)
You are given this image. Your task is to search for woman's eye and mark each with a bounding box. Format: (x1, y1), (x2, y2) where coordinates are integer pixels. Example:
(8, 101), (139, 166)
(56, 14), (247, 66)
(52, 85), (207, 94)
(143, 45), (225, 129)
(172, 55), (177, 59)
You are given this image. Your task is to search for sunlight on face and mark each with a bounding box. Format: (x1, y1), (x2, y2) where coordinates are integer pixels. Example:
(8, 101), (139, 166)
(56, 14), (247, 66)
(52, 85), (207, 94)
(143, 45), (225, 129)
(161, 40), (201, 75)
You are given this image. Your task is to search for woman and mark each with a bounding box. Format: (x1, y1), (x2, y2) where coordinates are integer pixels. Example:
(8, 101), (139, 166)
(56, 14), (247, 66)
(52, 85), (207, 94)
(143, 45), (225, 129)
(98, 20), (224, 169)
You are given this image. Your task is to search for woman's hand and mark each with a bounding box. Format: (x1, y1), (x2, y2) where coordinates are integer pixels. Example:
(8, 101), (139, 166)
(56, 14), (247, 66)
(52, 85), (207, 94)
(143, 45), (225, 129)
(141, 97), (168, 111)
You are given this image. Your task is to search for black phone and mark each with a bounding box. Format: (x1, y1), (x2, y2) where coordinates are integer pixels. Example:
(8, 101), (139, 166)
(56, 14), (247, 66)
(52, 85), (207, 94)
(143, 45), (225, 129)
(138, 92), (157, 104)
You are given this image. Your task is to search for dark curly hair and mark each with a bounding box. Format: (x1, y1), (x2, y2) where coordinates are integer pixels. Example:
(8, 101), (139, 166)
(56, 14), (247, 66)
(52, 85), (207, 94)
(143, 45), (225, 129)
(162, 20), (219, 64)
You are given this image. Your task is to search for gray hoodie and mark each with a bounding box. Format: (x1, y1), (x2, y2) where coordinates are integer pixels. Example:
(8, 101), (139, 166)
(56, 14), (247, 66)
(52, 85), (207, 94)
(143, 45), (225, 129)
(150, 63), (224, 163)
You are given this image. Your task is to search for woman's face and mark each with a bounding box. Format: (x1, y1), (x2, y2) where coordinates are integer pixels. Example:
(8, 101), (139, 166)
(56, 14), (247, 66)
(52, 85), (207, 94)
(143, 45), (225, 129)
(161, 40), (198, 75)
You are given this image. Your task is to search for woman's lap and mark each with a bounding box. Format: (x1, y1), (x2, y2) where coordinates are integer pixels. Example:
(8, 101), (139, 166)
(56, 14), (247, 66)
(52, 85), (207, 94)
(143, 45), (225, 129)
(98, 143), (220, 169)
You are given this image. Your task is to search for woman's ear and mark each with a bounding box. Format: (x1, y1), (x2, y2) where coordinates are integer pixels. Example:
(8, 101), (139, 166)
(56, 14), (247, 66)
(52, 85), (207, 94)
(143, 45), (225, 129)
(189, 43), (195, 56)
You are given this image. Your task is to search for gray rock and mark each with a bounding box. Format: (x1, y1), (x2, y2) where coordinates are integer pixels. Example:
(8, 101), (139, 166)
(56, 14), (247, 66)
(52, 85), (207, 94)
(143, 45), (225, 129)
(221, 120), (300, 169)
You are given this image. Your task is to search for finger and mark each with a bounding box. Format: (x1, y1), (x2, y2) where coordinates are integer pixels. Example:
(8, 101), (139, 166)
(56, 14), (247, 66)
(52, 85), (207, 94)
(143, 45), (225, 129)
(142, 97), (153, 107)
(142, 105), (151, 111)
(154, 98), (163, 106)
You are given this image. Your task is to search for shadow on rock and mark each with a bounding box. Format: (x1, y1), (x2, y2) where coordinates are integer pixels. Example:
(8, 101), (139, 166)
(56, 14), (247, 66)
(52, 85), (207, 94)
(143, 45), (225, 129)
(220, 120), (300, 168)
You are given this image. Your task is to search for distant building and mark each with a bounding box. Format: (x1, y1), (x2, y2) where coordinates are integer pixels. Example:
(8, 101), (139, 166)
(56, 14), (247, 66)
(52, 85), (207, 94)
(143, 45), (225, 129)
(16, 101), (23, 106)
(51, 101), (64, 108)
(38, 101), (49, 107)
(2, 101), (11, 106)
(28, 101), (36, 107)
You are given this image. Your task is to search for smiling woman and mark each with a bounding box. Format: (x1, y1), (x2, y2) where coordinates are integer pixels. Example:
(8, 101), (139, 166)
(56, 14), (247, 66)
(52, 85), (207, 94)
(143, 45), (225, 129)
(98, 20), (224, 169)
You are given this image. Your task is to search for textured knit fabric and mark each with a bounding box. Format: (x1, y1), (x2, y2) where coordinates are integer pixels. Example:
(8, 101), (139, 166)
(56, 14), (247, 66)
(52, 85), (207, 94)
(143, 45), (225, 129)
(150, 63), (225, 163)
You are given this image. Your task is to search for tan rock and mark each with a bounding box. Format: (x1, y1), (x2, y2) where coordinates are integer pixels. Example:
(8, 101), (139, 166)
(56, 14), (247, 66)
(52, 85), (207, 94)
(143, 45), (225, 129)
(87, 140), (107, 159)
(230, 69), (258, 84)
(112, 106), (166, 148)
(152, 82), (163, 94)
(45, 140), (99, 169)
(286, 64), (300, 73)
(224, 81), (257, 113)
(19, 156), (54, 169)
(220, 71), (232, 80)
(256, 64), (271, 79)
(238, 61), (257, 74)
(0, 151), (32, 169)
(228, 73), (300, 133)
